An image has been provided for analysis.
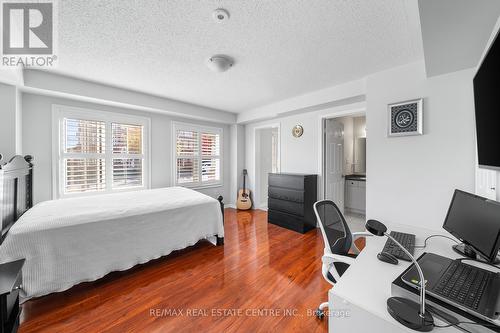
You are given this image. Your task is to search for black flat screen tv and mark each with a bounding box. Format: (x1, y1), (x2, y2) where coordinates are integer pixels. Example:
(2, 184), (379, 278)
(474, 29), (500, 170)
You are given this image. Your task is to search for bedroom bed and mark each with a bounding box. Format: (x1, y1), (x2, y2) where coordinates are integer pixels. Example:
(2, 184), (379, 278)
(0, 155), (224, 300)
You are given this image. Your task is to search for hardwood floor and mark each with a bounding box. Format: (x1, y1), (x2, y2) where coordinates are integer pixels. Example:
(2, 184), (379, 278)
(19, 209), (365, 333)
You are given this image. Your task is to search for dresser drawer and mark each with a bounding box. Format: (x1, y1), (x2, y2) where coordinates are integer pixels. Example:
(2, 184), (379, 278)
(268, 186), (304, 203)
(267, 173), (317, 234)
(268, 174), (304, 190)
(268, 209), (315, 234)
(268, 198), (304, 216)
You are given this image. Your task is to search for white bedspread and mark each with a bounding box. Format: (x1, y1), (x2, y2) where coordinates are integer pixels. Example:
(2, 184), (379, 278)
(0, 187), (224, 299)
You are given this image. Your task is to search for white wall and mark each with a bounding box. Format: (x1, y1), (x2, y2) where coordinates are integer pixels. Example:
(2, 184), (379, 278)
(245, 102), (367, 205)
(238, 78), (366, 123)
(0, 67), (23, 86)
(246, 112), (319, 203)
(229, 124), (246, 206)
(367, 62), (476, 230)
(22, 93), (231, 204)
(15, 87), (22, 154)
(419, 0), (500, 77)
(257, 128), (274, 208)
(23, 70), (236, 124)
(0, 83), (20, 160)
(245, 61), (476, 231)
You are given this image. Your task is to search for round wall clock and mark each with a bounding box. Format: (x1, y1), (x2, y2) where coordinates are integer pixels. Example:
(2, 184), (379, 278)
(292, 125), (304, 138)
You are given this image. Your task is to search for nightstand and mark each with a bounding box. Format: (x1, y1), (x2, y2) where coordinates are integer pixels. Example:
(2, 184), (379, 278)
(0, 260), (24, 333)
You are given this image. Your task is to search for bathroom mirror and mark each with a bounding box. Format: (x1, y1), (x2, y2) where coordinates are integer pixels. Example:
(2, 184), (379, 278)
(354, 137), (366, 174)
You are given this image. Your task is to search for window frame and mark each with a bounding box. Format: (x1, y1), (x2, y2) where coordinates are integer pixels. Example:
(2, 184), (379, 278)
(172, 121), (223, 189)
(52, 105), (151, 199)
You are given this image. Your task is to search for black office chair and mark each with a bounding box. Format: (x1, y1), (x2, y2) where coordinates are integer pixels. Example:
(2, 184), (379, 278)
(313, 200), (371, 319)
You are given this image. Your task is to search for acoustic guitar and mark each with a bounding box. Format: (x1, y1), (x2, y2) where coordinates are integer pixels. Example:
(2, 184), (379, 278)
(236, 169), (252, 210)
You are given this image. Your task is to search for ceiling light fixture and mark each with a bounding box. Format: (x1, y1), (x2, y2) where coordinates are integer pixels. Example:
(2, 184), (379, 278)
(212, 8), (230, 23)
(207, 55), (234, 72)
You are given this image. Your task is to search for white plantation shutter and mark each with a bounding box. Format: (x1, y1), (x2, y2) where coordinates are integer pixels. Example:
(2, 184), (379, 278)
(63, 118), (106, 193)
(176, 130), (199, 156)
(201, 133), (220, 182)
(174, 123), (222, 187)
(112, 158), (143, 187)
(201, 133), (220, 155)
(55, 107), (150, 198)
(177, 158), (199, 184)
(112, 123), (144, 188)
(201, 158), (220, 182)
(65, 158), (106, 193)
(175, 130), (199, 184)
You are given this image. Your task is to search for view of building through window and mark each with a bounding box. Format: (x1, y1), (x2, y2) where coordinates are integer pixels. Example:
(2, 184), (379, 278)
(62, 118), (144, 195)
(112, 123), (143, 188)
(175, 125), (221, 186)
(64, 118), (106, 193)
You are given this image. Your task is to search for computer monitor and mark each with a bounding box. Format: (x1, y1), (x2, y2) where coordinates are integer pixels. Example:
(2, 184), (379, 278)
(443, 189), (500, 263)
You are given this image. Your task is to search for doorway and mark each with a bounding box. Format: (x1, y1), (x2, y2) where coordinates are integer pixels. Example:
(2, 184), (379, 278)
(323, 114), (366, 231)
(255, 125), (280, 209)
(324, 119), (345, 212)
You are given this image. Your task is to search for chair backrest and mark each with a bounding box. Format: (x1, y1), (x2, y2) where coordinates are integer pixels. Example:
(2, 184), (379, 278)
(313, 200), (352, 255)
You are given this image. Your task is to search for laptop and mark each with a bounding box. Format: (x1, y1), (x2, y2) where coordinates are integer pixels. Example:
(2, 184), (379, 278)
(401, 252), (500, 325)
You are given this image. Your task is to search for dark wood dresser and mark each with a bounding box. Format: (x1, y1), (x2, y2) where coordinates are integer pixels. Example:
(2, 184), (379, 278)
(267, 173), (318, 233)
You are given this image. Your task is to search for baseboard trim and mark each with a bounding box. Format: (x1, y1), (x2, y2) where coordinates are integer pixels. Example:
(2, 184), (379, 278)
(345, 208), (366, 216)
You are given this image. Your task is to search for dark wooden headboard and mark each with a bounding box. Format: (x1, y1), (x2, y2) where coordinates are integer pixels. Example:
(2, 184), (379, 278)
(0, 155), (33, 245)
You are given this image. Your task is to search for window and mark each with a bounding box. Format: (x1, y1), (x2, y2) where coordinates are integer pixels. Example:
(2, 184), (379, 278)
(63, 118), (106, 193)
(173, 122), (222, 187)
(111, 123), (143, 188)
(53, 105), (150, 198)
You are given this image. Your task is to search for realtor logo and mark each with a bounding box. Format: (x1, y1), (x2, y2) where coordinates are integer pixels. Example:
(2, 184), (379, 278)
(1, 0), (57, 67)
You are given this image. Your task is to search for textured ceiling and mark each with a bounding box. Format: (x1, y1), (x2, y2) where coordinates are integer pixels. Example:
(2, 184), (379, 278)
(55, 0), (423, 113)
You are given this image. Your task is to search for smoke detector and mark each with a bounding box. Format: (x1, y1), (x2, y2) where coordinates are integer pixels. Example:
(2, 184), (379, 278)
(213, 8), (230, 23)
(207, 55), (234, 72)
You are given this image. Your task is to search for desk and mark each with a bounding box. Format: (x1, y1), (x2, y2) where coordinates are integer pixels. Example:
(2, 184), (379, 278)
(328, 223), (492, 333)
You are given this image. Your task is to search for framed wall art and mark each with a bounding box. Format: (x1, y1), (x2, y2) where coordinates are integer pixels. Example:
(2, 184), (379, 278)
(388, 98), (423, 137)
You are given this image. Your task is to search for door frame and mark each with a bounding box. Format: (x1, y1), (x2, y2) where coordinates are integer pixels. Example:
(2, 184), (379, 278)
(254, 123), (281, 210)
(317, 109), (366, 201)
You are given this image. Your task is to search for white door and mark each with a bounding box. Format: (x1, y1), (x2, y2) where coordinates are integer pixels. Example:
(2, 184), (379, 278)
(259, 128), (274, 208)
(325, 120), (345, 212)
(271, 128), (280, 173)
(476, 167), (497, 200)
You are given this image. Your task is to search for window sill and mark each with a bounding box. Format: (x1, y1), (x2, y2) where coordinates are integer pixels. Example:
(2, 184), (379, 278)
(57, 185), (148, 200)
(178, 184), (223, 190)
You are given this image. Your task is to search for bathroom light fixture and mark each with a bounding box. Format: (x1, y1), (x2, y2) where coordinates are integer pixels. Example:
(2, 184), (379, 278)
(207, 55), (234, 72)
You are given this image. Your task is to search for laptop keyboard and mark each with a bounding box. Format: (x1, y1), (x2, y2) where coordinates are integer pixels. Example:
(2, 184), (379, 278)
(433, 261), (492, 310)
(382, 231), (415, 261)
